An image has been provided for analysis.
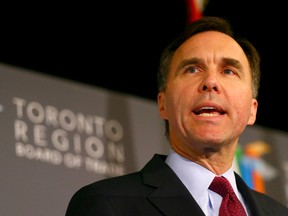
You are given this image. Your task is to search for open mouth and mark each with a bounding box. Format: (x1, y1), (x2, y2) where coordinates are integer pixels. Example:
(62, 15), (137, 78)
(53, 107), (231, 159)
(193, 106), (225, 117)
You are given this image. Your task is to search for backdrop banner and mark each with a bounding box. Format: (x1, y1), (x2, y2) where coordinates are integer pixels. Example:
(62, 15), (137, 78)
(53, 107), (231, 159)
(238, 126), (288, 206)
(0, 63), (169, 216)
(0, 63), (287, 215)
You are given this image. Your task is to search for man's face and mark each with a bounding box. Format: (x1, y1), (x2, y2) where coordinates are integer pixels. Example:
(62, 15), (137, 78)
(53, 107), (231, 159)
(158, 31), (258, 155)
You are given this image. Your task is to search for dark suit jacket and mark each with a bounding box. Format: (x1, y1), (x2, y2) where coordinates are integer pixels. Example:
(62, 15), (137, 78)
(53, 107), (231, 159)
(65, 154), (288, 216)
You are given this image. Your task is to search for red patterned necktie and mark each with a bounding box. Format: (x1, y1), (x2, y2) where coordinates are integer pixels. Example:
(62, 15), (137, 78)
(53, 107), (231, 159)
(209, 176), (247, 216)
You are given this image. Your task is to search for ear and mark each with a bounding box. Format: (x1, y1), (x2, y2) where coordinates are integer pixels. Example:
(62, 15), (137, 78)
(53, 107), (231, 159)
(157, 92), (168, 119)
(247, 98), (258, 125)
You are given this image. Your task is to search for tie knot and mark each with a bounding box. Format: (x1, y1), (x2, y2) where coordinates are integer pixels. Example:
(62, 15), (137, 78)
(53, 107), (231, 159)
(209, 176), (234, 197)
(209, 176), (247, 215)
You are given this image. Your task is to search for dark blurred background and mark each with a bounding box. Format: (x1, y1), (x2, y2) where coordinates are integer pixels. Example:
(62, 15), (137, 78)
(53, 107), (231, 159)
(1, 1), (287, 133)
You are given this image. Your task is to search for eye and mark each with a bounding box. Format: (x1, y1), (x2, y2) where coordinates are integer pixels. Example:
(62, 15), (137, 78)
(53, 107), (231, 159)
(223, 68), (236, 75)
(185, 66), (199, 74)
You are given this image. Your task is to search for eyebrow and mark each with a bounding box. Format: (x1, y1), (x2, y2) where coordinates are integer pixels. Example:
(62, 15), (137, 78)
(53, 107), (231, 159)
(177, 57), (202, 71)
(177, 57), (243, 71)
(221, 57), (242, 70)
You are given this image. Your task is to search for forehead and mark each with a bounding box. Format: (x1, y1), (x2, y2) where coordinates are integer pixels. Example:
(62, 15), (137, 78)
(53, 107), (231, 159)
(174, 31), (249, 66)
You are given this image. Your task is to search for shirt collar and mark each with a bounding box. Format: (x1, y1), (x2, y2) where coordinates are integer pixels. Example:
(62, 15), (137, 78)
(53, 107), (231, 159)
(165, 148), (238, 202)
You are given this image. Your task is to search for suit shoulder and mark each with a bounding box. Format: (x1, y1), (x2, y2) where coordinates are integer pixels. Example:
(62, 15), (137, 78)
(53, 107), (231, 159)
(65, 172), (144, 216)
(251, 190), (288, 214)
(73, 171), (146, 198)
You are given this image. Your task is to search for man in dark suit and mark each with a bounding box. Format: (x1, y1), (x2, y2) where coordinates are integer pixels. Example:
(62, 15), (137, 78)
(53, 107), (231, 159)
(65, 16), (288, 215)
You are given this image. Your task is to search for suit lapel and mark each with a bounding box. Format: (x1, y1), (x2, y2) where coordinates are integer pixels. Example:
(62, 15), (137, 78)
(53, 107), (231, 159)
(140, 155), (283, 216)
(141, 154), (205, 216)
(235, 172), (268, 216)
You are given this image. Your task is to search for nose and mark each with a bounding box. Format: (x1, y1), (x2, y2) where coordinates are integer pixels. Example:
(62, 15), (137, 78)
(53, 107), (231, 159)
(199, 73), (221, 93)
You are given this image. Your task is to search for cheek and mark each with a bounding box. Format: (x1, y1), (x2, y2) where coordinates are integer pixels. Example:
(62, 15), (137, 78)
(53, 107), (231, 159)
(158, 90), (179, 120)
(158, 93), (181, 121)
(159, 80), (195, 118)
(164, 95), (178, 117)
(234, 97), (255, 123)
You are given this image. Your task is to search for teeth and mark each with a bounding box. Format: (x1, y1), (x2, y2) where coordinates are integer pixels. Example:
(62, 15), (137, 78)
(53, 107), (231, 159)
(199, 113), (219, 117)
(200, 106), (214, 110)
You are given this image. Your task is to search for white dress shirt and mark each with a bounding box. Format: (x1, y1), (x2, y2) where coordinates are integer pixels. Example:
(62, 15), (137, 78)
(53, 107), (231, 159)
(165, 148), (249, 216)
